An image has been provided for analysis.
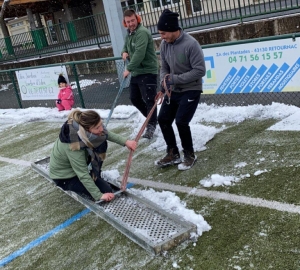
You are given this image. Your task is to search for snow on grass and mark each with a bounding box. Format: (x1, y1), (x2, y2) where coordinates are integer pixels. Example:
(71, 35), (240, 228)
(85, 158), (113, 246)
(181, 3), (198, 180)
(200, 174), (241, 187)
(234, 162), (248, 168)
(253, 169), (268, 176)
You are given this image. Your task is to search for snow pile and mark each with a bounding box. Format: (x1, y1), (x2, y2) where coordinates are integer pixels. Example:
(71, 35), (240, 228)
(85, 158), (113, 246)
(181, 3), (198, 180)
(131, 188), (211, 237)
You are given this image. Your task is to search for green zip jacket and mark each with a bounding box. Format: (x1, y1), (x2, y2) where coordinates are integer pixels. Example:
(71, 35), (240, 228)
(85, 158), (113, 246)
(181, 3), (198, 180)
(49, 130), (127, 200)
(122, 24), (158, 77)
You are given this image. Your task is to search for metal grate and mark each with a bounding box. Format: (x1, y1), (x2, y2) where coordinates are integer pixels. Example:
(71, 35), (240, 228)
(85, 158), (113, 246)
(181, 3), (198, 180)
(102, 194), (180, 244)
(31, 157), (197, 254)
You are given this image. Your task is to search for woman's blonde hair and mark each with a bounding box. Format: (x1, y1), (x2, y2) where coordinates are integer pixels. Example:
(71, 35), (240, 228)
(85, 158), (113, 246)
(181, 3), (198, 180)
(68, 109), (101, 131)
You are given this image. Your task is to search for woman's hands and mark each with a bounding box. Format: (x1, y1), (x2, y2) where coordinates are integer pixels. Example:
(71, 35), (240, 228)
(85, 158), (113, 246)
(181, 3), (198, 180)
(125, 140), (137, 151)
(100, 192), (115, 202)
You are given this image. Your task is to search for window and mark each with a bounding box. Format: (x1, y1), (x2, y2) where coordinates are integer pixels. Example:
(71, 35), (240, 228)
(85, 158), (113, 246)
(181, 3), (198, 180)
(191, 0), (202, 13)
(152, 0), (180, 8)
(10, 22), (24, 28)
(121, 0), (144, 12)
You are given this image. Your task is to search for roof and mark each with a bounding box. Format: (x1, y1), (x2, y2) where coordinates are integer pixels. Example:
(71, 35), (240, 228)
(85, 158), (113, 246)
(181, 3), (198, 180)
(0, 0), (47, 5)
(0, 0), (54, 18)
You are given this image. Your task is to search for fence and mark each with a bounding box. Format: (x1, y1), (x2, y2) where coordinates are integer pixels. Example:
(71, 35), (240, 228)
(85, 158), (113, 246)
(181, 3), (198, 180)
(1, 32), (300, 110)
(0, 57), (129, 110)
(0, 0), (299, 62)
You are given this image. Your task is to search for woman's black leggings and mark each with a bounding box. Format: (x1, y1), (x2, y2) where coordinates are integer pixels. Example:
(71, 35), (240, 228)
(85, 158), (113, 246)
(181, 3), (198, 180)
(53, 176), (112, 201)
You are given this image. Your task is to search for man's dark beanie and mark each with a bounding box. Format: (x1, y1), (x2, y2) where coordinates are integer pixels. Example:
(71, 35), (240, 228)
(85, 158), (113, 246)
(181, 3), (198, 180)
(58, 74), (67, 84)
(157, 9), (180, 32)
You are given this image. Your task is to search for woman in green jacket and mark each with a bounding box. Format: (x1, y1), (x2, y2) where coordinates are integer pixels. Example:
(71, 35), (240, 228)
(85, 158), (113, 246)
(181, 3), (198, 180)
(49, 109), (137, 202)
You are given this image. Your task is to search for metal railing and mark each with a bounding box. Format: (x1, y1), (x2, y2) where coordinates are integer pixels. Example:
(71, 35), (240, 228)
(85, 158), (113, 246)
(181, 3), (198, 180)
(0, 12), (111, 62)
(1, 33), (300, 110)
(0, 0), (299, 62)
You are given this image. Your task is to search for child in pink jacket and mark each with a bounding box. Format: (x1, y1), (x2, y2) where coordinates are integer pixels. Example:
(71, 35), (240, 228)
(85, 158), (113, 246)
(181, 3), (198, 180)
(56, 74), (74, 111)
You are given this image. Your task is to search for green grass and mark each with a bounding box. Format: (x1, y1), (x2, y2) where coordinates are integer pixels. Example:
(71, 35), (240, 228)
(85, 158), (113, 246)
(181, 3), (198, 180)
(0, 122), (61, 159)
(0, 119), (300, 269)
(193, 199), (300, 270)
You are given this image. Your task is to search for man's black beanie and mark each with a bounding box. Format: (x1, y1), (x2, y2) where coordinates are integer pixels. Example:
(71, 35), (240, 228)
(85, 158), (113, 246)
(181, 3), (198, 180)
(157, 9), (180, 32)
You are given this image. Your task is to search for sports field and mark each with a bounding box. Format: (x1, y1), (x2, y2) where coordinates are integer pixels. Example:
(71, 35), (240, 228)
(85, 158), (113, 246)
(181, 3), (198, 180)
(0, 103), (300, 270)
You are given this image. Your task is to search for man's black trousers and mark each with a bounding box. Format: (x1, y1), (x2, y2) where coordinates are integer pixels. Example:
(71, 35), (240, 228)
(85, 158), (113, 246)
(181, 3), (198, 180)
(129, 73), (158, 128)
(158, 90), (200, 153)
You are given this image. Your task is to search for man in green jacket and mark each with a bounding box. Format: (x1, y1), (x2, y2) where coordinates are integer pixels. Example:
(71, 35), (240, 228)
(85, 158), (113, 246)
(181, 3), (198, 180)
(122, 9), (158, 139)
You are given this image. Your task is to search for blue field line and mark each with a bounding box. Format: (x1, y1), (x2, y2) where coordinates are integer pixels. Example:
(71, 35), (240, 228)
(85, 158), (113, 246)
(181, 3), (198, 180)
(126, 182), (134, 189)
(0, 208), (90, 267)
(0, 182), (135, 267)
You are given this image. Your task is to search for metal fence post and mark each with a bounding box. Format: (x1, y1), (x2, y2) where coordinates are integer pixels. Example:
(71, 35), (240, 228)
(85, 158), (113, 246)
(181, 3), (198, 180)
(177, 0), (184, 30)
(60, 22), (69, 54)
(4, 36), (14, 55)
(67, 22), (78, 42)
(9, 71), (22, 108)
(92, 15), (101, 48)
(72, 63), (85, 108)
(238, 0), (243, 24)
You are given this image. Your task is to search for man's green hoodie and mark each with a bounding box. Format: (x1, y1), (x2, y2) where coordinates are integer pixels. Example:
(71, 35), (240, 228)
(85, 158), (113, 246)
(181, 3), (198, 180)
(122, 24), (158, 77)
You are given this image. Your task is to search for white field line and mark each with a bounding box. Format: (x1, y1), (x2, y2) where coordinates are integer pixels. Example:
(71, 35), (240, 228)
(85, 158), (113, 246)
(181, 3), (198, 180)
(128, 177), (300, 215)
(0, 156), (31, 167)
(1, 156), (299, 215)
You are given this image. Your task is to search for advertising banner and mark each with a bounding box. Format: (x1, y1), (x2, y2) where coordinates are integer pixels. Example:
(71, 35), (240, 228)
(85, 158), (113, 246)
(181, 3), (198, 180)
(203, 38), (300, 94)
(16, 66), (68, 100)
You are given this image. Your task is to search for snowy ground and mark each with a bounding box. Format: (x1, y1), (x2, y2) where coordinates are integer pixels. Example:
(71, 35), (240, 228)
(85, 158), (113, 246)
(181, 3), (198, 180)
(0, 102), (300, 269)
